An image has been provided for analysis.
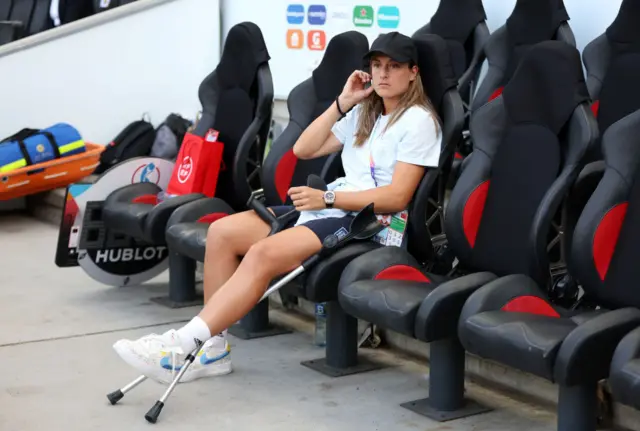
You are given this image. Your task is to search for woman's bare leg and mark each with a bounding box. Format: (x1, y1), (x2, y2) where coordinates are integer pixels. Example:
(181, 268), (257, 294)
(112, 224), (322, 384)
(197, 226), (322, 337)
(202, 210), (272, 302)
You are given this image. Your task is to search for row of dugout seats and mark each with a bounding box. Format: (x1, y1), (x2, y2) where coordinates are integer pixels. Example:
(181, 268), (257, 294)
(0, 0), (137, 46)
(95, 0), (640, 429)
(338, 2), (640, 431)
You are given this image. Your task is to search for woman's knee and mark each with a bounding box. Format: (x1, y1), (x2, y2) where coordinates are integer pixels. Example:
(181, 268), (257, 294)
(206, 216), (239, 250)
(206, 211), (271, 256)
(242, 239), (281, 276)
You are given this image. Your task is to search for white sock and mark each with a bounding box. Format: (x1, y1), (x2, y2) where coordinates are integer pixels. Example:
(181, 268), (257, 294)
(176, 316), (212, 353)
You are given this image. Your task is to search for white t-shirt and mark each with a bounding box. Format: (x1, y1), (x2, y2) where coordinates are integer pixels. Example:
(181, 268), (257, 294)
(295, 103), (442, 226)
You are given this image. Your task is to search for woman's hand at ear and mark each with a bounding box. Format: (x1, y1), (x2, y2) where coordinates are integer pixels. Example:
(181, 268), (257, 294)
(288, 186), (326, 211)
(338, 70), (375, 112)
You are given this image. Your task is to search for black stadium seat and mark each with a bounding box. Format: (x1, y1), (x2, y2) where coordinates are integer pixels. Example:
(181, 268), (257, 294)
(297, 32), (463, 378)
(413, 0), (489, 106)
(28, 0), (52, 35)
(0, 0), (13, 20)
(0, 0), (53, 42)
(338, 41), (598, 422)
(8, 0), (34, 30)
(0, 0), (35, 43)
(450, 0), (575, 191)
(581, 0), (640, 165)
(0, 22), (18, 46)
(583, 0), (640, 130)
(562, 0), (640, 280)
(100, 22), (273, 252)
(560, 0), (640, 424)
(469, 0), (575, 119)
(262, 31), (371, 205)
(457, 38), (640, 430)
(162, 31), (370, 326)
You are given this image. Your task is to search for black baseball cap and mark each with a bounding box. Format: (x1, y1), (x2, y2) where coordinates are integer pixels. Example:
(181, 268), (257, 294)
(363, 32), (418, 65)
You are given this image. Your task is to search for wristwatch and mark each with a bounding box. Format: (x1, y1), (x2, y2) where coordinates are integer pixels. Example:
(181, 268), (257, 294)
(323, 191), (336, 208)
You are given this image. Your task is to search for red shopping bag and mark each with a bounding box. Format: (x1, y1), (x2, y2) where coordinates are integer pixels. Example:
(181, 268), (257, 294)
(166, 129), (224, 197)
(201, 130), (225, 197)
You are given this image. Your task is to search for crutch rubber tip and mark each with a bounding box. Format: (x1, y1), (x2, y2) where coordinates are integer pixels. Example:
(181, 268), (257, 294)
(106, 390), (124, 405)
(145, 401), (164, 424)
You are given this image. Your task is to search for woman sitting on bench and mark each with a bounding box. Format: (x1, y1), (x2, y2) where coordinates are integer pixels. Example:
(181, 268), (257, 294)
(113, 32), (443, 383)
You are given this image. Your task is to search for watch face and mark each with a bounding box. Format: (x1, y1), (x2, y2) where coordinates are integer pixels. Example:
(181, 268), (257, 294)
(325, 191), (336, 204)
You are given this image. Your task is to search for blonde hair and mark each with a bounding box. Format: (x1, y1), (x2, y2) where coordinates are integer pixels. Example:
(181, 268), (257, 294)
(353, 71), (441, 147)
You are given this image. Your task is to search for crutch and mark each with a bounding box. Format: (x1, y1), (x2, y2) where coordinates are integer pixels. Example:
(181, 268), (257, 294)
(106, 188), (299, 409)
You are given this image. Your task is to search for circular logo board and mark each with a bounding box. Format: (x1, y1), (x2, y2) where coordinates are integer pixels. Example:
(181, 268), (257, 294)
(70, 157), (175, 287)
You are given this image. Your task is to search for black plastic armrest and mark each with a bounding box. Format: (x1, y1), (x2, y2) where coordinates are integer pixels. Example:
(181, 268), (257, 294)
(0, 20), (24, 27)
(458, 47), (486, 92)
(414, 272), (498, 342)
(165, 197), (234, 227)
(611, 326), (640, 375)
(530, 168), (580, 284)
(564, 161), (606, 241)
(576, 160), (605, 184)
(458, 274), (549, 330)
(609, 326), (640, 402)
(104, 182), (162, 205)
(143, 193), (206, 240)
(233, 116), (265, 200)
(555, 308), (640, 385)
(304, 241), (383, 302)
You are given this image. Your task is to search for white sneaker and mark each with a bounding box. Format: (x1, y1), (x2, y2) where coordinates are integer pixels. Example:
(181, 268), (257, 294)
(113, 330), (232, 384)
(113, 329), (188, 384)
(181, 334), (233, 383)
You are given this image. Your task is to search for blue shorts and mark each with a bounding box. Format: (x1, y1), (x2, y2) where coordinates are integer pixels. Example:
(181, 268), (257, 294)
(270, 205), (354, 243)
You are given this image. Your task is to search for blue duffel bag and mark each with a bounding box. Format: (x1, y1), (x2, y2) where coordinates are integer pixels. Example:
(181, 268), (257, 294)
(0, 124), (86, 173)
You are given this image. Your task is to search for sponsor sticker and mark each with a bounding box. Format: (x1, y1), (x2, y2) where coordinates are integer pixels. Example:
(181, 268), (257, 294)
(308, 4), (327, 25)
(308, 30), (327, 51)
(287, 4), (305, 24)
(377, 5), (400, 28)
(287, 29), (304, 49)
(353, 5), (374, 27)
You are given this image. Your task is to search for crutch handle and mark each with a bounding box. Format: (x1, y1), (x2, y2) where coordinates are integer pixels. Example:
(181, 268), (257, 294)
(248, 193), (278, 226)
(246, 172), (328, 236)
(247, 195), (298, 235)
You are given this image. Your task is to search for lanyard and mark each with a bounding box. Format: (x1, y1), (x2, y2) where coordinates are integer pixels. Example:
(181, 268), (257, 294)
(368, 117), (381, 188)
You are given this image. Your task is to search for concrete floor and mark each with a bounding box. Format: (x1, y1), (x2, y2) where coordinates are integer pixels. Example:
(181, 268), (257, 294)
(0, 214), (560, 431)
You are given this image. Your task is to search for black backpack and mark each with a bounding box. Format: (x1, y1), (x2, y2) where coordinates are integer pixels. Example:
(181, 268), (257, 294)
(94, 119), (156, 174)
(149, 113), (193, 159)
(162, 113), (192, 146)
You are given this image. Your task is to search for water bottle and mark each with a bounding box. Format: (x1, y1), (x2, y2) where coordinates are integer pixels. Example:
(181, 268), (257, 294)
(156, 191), (177, 203)
(314, 302), (327, 346)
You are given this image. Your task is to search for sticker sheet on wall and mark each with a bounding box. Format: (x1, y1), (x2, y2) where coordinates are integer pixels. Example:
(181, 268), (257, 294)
(285, 4), (401, 51)
(222, 0), (439, 98)
(285, 3), (406, 78)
